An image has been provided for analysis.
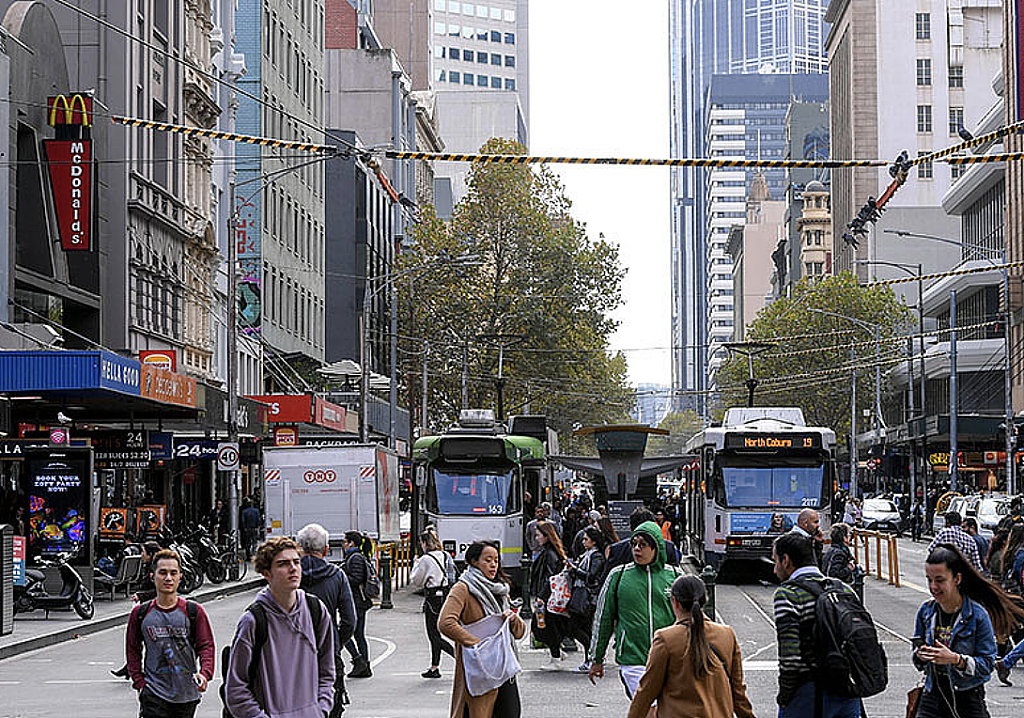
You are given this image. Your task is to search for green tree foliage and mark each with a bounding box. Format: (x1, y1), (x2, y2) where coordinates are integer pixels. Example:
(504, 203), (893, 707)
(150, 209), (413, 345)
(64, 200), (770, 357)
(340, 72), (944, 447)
(646, 410), (704, 456)
(713, 272), (914, 437)
(397, 138), (634, 446)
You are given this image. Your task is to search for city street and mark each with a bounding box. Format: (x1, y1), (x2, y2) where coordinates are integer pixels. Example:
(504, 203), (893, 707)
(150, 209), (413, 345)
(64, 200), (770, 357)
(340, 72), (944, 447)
(3, 547), (1024, 718)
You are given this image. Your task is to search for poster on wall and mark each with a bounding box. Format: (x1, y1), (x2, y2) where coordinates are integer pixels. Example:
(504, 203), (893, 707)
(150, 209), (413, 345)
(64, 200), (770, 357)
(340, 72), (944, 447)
(136, 505), (166, 537)
(24, 449), (91, 561)
(235, 196), (261, 333)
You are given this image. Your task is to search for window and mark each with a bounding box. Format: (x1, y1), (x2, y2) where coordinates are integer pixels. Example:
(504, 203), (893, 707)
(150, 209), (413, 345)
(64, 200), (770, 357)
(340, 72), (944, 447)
(490, 30), (501, 42)
(505, 32), (515, 44)
(477, 74), (487, 86)
(720, 460), (824, 508)
(490, 53), (501, 65)
(434, 21), (445, 34)
(490, 76), (501, 88)
(916, 12), (931, 40)
(917, 105), (932, 133)
(916, 58), (931, 86)
(462, 26), (473, 38)
(476, 5), (487, 17)
(505, 55), (515, 67)
(448, 1), (460, 11)
(917, 152), (933, 179)
(504, 9), (515, 22)
(949, 107), (964, 136)
(504, 78), (516, 91)
(435, 68), (446, 82)
(463, 73), (474, 85)
(462, 3), (474, 15)
(434, 46), (444, 58)
(449, 47), (460, 60)
(434, 0), (445, 10)
(449, 71), (460, 84)
(951, 164), (966, 181)
(477, 51), (487, 63)
(490, 7), (501, 20)
(477, 28), (488, 40)
(949, 65), (964, 88)
(449, 24), (460, 36)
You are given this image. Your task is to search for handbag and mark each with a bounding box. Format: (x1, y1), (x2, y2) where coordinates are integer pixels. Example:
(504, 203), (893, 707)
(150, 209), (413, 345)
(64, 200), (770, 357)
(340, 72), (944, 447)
(462, 617), (522, 697)
(567, 578), (591, 616)
(424, 553), (450, 613)
(906, 675), (925, 718)
(546, 568), (572, 615)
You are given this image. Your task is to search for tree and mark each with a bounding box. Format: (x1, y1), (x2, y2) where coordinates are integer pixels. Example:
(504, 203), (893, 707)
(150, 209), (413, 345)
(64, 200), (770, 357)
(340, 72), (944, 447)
(646, 410), (703, 456)
(713, 272), (914, 437)
(397, 138), (634, 445)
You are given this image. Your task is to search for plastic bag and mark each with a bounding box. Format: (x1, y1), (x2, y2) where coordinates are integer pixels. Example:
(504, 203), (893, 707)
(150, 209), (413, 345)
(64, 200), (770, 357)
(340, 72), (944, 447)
(546, 569), (571, 615)
(462, 616), (521, 697)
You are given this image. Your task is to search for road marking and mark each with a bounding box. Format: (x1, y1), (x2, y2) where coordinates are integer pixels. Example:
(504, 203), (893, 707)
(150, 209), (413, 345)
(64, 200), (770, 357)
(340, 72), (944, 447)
(44, 679), (125, 684)
(874, 620), (912, 645)
(739, 589), (776, 628)
(0, 681), (21, 685)
(368, 635), (397, 669)
(87, 661), (116, 665)
(742, 660), (779, 671)
(746, 641), (777, 660)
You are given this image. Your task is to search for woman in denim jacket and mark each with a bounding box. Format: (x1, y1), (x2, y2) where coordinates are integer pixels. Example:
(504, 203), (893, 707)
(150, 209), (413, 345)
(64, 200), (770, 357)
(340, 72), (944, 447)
(912, 544), (1024, 718)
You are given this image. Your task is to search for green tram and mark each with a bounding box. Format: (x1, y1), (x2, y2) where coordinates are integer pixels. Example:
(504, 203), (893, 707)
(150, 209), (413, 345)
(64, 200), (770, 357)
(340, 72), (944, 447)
(413, 411), (557, 587)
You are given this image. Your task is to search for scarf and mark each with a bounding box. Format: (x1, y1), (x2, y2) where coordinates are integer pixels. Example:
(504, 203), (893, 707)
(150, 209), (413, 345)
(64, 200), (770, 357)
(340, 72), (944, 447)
(459, 565), (509, 616)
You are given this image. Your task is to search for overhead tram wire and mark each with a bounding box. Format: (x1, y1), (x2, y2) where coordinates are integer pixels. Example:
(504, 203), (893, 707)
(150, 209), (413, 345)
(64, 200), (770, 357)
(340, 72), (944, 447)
(382, 150), (888, 169)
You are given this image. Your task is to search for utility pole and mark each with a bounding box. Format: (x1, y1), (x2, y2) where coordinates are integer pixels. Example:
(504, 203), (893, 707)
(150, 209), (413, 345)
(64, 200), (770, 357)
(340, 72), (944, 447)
(950, 289), (958, 493)
(462, 343), (468, 409)
(1003, 255), (1015, 494)
(907, 335), (917, 508)
(850, 343), (858, 497)
(226, 183), (240, 549)
(421, 343), (428, 433)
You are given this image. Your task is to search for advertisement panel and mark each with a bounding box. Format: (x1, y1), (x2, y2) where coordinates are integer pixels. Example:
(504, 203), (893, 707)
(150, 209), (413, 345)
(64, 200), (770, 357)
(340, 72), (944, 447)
(274, 426), (298, 446)
(149, 431), (174, 460)
(24, 449), (91, 561)
(140, 349), (177, 372)
(140, 365), (198, 408)
(248, 395), (313, 423)
(136, 505), (165, 537)
(47, 94), (92, 126)
(44, 139), (92, 251)
(235, 196), (261, 333)
(98, 507), (131, 538)
(12, 535), (25, 586)
(172, 438), (220, 460)
(93, 429), (150, 468)
(314, 398), (346, 432)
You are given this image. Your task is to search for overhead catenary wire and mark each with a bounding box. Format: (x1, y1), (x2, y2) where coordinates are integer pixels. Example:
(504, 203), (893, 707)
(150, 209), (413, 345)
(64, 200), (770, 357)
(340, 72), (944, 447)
(382, 150), (887, 169)
(864, 261), (1024, 288)
(111, 116), (339, 155)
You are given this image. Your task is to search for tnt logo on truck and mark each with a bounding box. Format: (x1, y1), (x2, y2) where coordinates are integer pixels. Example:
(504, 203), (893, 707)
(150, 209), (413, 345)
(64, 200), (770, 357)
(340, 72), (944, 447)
(304, 470), (337, 483)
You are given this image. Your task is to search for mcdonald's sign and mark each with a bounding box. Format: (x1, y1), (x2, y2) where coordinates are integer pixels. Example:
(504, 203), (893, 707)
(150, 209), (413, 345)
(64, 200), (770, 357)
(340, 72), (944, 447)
(44, 140), (92, 251)
(47, 94), (92, 127)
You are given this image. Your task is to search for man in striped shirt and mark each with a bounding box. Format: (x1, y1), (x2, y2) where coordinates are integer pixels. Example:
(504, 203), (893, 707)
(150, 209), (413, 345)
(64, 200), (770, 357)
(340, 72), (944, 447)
(928, 511), (983, 572)
(772, 533), (860, 718)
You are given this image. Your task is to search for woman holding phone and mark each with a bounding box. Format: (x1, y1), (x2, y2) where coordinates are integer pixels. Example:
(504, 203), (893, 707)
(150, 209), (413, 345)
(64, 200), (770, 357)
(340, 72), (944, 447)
(911, 544), (1024, 718)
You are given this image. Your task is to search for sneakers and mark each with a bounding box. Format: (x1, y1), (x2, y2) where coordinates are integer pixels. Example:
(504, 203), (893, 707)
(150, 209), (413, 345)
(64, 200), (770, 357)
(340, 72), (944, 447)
(996, 659), (1013, 686)
(348, 658), (373, 678)
(575, 661), (591, 674)
(539, 657), (561, 672)
(110, 665), (129, 679)
(421, 668), (442, 679)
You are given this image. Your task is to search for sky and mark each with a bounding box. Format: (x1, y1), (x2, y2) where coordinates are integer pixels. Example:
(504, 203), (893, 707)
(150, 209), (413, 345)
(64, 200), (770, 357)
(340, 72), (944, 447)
(529, 1), (672, 388)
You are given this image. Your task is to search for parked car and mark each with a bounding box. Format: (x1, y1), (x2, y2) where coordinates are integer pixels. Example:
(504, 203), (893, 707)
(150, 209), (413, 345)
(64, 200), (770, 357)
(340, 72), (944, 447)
(863, 498), (903, 536)
(976, 495), (1011, 538)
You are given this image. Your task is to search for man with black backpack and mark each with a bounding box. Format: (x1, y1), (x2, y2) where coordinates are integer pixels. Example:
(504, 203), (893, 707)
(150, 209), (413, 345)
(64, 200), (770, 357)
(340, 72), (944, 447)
(224, 536), (335, 718)
(773, 532), (887, 718)
(126, 549), (215, 718)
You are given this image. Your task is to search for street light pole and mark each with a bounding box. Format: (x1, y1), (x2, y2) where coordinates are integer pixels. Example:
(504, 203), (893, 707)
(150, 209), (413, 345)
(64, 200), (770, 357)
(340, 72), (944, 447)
(226, 182), (239, 547)
(950, 289), (958, 493)
(851, 343), (858, 497)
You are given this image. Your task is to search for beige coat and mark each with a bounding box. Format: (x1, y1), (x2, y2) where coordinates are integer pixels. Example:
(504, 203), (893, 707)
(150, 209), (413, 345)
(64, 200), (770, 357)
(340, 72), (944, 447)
(627, 620), (755, 718)
(437, 582), (527, 718)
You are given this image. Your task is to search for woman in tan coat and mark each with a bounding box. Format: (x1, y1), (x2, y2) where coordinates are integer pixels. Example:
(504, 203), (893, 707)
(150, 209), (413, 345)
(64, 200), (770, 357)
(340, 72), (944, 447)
(439, 541), (527, 718)
(627, 575), (755, 718)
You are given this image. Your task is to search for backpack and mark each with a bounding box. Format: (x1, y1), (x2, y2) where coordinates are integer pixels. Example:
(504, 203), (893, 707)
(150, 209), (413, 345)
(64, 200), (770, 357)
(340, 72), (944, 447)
(133, 599), (200, 655)
(220, 595), (325, 718)
(794, 577), (888, 698)
(348, 552), (380, 600)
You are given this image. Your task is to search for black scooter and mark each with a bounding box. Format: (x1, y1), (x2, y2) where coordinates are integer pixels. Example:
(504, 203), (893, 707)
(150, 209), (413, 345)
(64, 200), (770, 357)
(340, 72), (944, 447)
(14, 552), (95, 619)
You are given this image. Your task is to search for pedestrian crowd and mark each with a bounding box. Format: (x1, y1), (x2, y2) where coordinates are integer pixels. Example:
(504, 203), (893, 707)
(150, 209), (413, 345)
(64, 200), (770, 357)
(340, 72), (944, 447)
(117, 495), (1024, 718)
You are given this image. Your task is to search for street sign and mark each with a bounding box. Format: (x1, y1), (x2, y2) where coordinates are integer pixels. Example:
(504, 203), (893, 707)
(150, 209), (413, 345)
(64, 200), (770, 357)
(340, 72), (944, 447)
(217, 442), (240, 471)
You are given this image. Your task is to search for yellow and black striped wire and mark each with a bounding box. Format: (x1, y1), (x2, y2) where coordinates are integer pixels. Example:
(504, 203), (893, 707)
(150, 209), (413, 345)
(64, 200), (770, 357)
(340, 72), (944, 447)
(110, 115), (340, 155)
(379, 151), (887, 169)
(864, 261), (1024, 288)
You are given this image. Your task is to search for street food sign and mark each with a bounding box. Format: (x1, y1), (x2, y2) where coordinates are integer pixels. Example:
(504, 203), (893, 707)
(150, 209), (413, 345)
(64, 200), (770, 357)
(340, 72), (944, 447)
(140, 349), (177, 372)
(94, 430), (150, 468)
(44, 140), (92, 250)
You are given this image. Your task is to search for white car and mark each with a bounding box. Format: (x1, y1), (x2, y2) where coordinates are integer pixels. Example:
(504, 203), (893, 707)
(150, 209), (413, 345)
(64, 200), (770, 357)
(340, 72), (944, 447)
(862, 498), (903, 535)
(976, 496), (1010, 538)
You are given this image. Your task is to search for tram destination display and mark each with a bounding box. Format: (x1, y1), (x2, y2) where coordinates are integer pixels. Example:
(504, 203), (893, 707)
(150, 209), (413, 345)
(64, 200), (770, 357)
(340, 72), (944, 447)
(724, 433), (822, 451)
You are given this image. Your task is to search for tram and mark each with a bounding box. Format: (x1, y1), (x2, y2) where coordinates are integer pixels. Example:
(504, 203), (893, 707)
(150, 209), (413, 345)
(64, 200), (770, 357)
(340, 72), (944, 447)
(413, 410), (557, 586)
(683, 407), (836, 569)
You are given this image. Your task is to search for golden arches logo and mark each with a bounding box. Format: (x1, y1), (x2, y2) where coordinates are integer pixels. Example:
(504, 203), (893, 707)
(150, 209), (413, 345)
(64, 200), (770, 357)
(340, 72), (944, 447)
(48, 94), (92, 127)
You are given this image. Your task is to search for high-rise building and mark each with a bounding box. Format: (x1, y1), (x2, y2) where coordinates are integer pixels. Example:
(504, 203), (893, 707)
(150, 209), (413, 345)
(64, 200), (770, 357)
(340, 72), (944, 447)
(702, 73), (827, 381)
(236, 0), (326, 374)
(669, 0), (829, 411)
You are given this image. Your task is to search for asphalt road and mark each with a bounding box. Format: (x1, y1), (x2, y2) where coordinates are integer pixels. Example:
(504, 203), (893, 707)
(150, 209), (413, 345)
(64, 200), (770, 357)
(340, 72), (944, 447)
(2, 545), (1024, 718)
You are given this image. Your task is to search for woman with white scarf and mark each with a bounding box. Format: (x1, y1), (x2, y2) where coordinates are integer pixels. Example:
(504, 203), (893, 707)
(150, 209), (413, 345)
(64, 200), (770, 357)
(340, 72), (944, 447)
(439, 541), (526, 718)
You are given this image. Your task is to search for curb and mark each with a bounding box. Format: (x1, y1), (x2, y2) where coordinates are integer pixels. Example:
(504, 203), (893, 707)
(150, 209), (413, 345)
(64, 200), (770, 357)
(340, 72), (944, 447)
(0, 576), (265, 662)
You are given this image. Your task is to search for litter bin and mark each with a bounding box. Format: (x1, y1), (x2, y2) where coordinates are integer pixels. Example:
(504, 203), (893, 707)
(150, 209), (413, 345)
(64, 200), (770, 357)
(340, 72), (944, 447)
(0, 524), (13, 635)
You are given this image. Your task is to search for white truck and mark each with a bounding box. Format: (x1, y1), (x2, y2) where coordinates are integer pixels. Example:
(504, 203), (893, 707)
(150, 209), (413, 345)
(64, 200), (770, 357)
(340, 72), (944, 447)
(263, 444), (401, 555)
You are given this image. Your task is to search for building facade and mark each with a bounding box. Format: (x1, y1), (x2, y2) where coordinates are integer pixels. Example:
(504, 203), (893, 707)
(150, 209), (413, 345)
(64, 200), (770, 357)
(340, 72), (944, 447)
(796, 180), (832, 280)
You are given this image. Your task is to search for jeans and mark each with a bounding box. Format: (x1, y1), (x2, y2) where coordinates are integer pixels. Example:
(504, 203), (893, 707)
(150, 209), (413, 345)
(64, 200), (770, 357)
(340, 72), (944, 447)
(138, 689), (199, 718)
(778, 681), (860, 718)
(1003, 638), (1024, 669)
(462, 677), (520, 718)
(424, 600), (454, 666)
(345, 605), (369, 662)
(916, 685), (990, 718)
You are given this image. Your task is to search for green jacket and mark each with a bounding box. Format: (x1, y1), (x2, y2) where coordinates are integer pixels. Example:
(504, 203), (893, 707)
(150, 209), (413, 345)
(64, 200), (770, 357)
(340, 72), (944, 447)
(589, 521), (683, 666)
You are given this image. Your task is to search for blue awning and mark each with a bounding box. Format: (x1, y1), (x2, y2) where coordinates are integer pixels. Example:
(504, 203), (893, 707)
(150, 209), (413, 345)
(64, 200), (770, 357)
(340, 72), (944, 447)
(0, 350), (140, 396)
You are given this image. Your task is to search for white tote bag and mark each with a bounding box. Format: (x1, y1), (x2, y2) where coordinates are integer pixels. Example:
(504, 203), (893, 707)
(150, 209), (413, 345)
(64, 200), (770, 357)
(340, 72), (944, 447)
(461, 616), (521, 697)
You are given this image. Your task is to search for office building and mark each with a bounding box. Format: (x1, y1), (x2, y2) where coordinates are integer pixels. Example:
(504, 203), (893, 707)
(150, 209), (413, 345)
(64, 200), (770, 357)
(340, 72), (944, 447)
(669, 0), (829, 410)
(727, 174), (784, 342)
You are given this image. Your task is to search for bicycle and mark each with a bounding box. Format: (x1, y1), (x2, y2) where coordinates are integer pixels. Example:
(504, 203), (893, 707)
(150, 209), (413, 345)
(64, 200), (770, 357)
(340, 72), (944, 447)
(220, 531), (249, 582)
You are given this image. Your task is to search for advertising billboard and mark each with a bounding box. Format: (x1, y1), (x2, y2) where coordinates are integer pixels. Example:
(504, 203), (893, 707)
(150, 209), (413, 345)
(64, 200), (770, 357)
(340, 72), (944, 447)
(44, 139), (92, 251)
(24, 449), (91, 561)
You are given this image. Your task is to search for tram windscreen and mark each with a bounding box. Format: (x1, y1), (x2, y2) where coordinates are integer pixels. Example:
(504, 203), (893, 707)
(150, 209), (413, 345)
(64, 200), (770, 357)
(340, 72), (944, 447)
(721, 458), (824, 508)
(429, 470), (515, 515)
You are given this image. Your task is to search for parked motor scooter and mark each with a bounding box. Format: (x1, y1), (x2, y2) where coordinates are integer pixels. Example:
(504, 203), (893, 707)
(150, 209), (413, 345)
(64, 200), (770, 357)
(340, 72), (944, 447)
(14, 552), (95, 619)
(184, 524), (226, 584)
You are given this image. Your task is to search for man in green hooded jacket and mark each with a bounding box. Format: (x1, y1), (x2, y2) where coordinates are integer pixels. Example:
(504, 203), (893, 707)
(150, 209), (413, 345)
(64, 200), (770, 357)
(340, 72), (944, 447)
(588, 520), (683, 697)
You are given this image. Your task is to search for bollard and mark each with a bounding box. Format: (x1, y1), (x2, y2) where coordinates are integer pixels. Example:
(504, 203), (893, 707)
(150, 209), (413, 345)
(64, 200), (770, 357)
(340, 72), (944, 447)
(853, 567), (865, 604)
(862, 534), (870, 575)
(379, 550), (394, 609)
(891, 534), (901, 587)
(520, 552), (533, 618)
(701, 564), (717, 620)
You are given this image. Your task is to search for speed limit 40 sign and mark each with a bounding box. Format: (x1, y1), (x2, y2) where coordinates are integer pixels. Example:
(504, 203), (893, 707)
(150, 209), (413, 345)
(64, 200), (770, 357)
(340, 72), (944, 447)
(217, 442), (240, 471)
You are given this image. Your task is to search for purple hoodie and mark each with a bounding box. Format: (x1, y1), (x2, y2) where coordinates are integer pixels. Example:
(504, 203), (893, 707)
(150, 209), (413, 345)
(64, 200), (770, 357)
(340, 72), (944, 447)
(225, 587), (335, 718)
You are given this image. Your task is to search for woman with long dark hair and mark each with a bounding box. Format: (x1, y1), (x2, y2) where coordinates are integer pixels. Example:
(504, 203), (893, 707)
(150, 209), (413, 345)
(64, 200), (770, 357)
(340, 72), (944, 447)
(531, 520), (569, 671)
(911, 544), (1024, 718)
(566, 526), (607, 673)
(596, 517), (619, 557)
(438, 541), (526, 718)
(341, 530), (374, 678)
(627, 574), (754, 718)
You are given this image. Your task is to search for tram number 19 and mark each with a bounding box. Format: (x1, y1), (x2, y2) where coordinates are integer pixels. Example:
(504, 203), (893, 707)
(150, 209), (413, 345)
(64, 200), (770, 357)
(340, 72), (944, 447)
(802, 437), (814, 448)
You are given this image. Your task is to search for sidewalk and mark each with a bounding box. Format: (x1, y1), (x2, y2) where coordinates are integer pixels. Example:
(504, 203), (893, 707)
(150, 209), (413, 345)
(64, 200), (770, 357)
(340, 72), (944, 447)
(0, 571), (265, 661)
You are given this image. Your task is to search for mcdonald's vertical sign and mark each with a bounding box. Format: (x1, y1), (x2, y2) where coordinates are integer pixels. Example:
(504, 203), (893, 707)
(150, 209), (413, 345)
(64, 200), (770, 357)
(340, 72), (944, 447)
(44, 139), (92, 251)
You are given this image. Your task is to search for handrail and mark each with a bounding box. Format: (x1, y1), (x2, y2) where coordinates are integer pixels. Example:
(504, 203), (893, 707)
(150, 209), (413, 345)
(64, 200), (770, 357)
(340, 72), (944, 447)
(374, 535), (414, 590)
(851, 528), (900, 588)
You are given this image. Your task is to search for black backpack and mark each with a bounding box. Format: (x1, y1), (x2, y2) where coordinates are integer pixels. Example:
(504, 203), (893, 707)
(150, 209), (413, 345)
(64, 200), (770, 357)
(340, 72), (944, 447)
(220, 596), (325, 718)
(794, 577), (888, 698)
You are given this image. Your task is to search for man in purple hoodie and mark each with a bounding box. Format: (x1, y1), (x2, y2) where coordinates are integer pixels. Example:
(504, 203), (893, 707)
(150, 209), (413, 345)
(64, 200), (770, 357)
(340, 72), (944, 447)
(225, 537), (335, 718)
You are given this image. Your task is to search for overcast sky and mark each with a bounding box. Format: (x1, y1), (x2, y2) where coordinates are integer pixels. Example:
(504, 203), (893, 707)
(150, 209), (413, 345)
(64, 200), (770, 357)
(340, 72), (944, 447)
(529, 2), (672, 388)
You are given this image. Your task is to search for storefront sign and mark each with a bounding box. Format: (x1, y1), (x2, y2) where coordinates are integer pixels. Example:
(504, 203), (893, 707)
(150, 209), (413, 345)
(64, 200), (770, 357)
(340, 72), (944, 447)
(314, 398), (346, 432)
(98, 507), (130, 538)
(136, 505), (165, 536)
(47, 93), (92, 126)
(274, 426), (298, 446)
(12, 535), (25, 586)
(94, 430), (150, 468)
(724, 433), (821, 450)
(248, 394), (314, 423)
(149, 431), (174, 460)
(49, 427), (70, 446)
(141, 364), (197, 408)
(44, 139), (92, 251)
(172, 438), (220, 460)
(140, 349), (177, 372)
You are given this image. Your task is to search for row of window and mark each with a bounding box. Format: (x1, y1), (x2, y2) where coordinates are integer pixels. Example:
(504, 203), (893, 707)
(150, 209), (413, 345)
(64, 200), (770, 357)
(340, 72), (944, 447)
(263, 8), (324, 118)
(435, 69), (516, 90)
(916, 59), (965, 88)
(437, 47), (515, 67)
(434, 1), (516, 23)
(264, 263), (324, 346)
(434, 23), (515, 44)
(915, 105), (966, 135)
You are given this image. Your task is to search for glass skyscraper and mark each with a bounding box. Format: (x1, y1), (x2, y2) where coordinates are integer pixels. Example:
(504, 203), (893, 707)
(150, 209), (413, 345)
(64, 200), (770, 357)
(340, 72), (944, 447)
(669, 0), (829, 412)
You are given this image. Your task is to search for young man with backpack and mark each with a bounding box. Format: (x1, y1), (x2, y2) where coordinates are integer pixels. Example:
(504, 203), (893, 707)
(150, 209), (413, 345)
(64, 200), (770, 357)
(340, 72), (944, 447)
(772, 533), (887, 718)
(126, 549), (215, 718)
(224, 536), (335, 718)
(340, 531), (378, 678)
